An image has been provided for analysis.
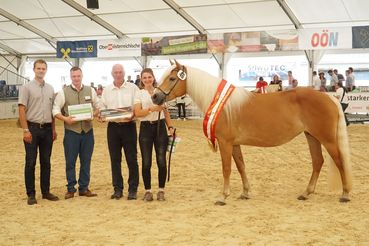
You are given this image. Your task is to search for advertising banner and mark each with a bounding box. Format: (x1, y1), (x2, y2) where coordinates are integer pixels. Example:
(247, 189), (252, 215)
(352, 26), (369, 49)
(141, 34), (207, 56)
(223, 30), (298, 53)
(328, 92), (369, 114)
(97, 39), (141, 57)
(298, 28), (352, 50)
(57, 40), (97, 58)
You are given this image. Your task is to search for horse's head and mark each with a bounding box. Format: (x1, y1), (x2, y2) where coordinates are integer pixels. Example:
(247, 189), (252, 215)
(152, 59), (187, 105)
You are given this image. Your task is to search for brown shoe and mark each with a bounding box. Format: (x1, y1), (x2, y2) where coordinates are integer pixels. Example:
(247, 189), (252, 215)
(157, 191), (165, 201)
(65, 191), (75, 200)
(42, 193), (59, 201)
(143, 191), (153, 202)
(79, 189), (97, 197)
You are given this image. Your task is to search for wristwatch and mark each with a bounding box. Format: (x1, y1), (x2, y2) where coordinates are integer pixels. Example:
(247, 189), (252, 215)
(23, 128), (30, 133)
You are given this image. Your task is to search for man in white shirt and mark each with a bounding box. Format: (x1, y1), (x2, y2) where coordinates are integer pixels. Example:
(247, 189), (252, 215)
(100, 64), (139, 200)
(328, 69), (339, 90)
(53, 67), (99, 199)
(312, 71), (321, 90)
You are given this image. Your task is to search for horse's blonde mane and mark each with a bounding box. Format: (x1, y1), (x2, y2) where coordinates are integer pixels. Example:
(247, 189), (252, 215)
(185, 66), (252, 114)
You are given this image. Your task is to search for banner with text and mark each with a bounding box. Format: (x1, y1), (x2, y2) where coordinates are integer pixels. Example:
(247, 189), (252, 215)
(97, 39), (141, 57)
(57, 40), (97, 58)
(352, 26), (369, 49)
(298, 28), (352, 50)
(141, 34), (207, 56)
(328, 92), (369, 114)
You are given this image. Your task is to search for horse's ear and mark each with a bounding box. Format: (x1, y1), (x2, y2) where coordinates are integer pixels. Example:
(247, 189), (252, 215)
(169, 59), (174, 65)
(174, 59), (181, 69)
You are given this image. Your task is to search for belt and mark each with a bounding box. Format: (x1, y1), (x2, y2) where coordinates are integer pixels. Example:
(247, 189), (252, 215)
(141, 119), (165, 125)
(27, 121), (52, 129)
(109, 121), (135, 126)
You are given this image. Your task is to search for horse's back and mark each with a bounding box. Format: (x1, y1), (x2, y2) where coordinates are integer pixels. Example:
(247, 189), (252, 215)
(216, 87), (339, 147)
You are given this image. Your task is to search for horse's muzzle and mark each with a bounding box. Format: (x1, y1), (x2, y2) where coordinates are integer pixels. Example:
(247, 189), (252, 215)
(151, 91), (166, 105)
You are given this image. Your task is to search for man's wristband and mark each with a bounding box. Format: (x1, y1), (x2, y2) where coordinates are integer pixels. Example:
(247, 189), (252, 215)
(23, 129), (30, 133)
(168, 126), (174, 130)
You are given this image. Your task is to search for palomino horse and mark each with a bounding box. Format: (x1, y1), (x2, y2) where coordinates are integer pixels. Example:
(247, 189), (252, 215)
(152, 60), (352, 205)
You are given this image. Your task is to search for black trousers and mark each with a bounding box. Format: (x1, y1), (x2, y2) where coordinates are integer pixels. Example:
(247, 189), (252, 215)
(177, 103), (186, 119)
(139, 120), (168, 190)
(107, 122), (138, 193)
(23, 124), (53, 196)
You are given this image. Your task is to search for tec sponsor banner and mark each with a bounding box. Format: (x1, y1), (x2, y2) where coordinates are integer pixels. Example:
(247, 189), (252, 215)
(298, 28), (352, 50)
(141, 34), (207, 56)
(328, 92), (369, 113)
(57, 40), (97, 58)
(97, 39), (141, 57)
(352, 26), (369, 49)
(223, 30), (298, 53)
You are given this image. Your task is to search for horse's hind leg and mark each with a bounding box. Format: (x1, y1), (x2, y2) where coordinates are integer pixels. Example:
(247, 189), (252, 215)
(232, 145), (250, 200)
(324, 143), (350, 202)
(298, 132), (324, 200)
(215, 142), (233, 206)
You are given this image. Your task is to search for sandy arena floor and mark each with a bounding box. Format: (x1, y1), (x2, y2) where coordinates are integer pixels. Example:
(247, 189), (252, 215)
(0, 119), (368, 245)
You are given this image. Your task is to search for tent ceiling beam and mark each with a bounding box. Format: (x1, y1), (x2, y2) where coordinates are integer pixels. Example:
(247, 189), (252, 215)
(61, 0), (126, 39)
(276, 0), (302, 29)
(0, 42), (22, 58)
(162, 0), (207, 35)
(0, 8), (57, 50)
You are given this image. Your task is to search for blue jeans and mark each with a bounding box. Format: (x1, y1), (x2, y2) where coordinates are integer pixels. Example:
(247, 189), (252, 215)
(63, 129), (94, 193)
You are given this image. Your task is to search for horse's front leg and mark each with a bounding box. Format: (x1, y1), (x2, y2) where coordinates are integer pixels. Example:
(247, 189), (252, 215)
(215, 142), (233, 206)
(232, 145), (250, 200)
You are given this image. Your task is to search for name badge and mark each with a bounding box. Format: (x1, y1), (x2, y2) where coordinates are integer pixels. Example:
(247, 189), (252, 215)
(85, 96), (91, 101)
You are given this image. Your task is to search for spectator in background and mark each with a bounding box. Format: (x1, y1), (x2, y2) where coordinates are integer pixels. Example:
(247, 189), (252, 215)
(267, 75), (282, 93)
(287, 71), (294, 86)
(135, 75), (141, 88)
(176, 96), (186, 120)
(334, 82), (350, 126)
(285, 79), (298, 91)
(271, 74), (280, 85)
(346, 68), (355, 91)
(96, 84), (103, 97)
(255, 77), (268, 94)
(319, 72), (328, 92)
(348, 67), (355, 81)
(127, 75), (134, 83)
(328, 70), (338, 91)
(90, 82), (97, 91)
(312, 71), (321, 90)
(334, 69), (345, 83)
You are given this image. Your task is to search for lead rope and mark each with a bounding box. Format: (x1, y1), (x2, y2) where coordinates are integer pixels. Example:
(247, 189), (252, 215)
(167, 128), (176, 182)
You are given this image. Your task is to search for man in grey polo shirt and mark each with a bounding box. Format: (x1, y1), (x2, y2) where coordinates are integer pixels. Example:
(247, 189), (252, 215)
(18, 59), (59, 205)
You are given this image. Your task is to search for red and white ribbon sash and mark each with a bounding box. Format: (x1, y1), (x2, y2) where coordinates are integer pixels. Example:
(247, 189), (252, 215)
(203, 79), (235, 150)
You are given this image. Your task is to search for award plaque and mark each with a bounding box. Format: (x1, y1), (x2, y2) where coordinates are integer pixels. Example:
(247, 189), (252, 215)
(68, 103), (93, 121)
(100, 107), (133, 121)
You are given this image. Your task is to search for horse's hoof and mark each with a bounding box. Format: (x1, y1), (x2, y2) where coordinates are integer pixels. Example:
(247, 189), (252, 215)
(297, 195), (308, 200)
(215, 201), (226, 206)
(239, 194), (250, 200)
(339, 197), (350, 203)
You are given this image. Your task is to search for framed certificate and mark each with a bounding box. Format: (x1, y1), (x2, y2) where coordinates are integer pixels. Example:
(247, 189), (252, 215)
(68, 103), (93, 121)
(100, 107), (133, 121)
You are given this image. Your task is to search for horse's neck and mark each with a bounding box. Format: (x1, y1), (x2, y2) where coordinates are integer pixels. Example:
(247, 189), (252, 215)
(186, 67), (220, 113)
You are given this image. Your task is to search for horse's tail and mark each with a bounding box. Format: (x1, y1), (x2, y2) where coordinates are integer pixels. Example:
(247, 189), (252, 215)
(327, 96), (352, 191)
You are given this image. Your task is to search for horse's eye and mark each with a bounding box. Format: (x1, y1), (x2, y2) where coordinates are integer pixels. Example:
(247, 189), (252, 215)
(169, 77), (176, 82)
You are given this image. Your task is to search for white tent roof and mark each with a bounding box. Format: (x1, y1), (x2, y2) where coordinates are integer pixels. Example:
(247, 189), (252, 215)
(1, 0), (369, 55)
